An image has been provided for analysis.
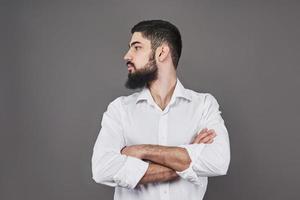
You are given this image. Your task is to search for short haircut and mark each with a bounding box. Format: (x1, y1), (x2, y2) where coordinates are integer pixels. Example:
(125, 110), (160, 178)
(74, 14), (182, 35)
(131, 19), (182, 69)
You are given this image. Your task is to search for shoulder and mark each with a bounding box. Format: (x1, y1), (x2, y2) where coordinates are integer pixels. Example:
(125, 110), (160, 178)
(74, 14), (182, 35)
(106, 91), (141, 110)
(185, 88), (220, 107)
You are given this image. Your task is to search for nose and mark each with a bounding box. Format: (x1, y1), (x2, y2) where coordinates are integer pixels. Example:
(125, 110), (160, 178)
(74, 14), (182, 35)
(123, 49), (132, 61)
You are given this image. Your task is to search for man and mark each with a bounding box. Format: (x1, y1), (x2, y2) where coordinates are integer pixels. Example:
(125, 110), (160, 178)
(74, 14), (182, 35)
(92, 20), (230, 200)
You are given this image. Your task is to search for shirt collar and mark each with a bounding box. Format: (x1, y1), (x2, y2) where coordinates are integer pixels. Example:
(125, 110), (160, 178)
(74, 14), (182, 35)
(135, 78), (192, 104)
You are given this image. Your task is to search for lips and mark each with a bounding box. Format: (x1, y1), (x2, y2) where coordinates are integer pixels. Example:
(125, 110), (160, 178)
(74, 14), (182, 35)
(127, 63), (134, 71)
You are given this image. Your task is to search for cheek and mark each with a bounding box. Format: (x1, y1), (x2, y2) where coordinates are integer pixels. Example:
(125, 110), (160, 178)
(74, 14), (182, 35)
(133, 60), (144, 69)
(135, 53), (149, 66)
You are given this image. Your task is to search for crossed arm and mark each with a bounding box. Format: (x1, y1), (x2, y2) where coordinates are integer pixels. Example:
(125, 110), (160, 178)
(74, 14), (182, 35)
(121, 128), (216, 185)
(92, 95), (230, 189)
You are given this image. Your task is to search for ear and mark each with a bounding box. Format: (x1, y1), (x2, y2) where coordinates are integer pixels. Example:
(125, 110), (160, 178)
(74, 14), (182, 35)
(156, 43), (170, 62)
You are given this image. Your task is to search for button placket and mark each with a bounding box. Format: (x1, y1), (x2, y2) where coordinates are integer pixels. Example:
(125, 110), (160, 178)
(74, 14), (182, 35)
(158, 113), (168, 145)
(158, 112), (169, 200)
(159, 183), (170, 200)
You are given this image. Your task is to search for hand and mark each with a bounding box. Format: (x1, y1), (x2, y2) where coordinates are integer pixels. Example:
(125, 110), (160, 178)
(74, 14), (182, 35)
(191, 128), (216, 144)
(120, 145), (145, 159)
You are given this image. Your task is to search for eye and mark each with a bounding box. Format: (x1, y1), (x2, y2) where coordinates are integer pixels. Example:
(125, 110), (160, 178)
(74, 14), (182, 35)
(134, 46), (141, 50)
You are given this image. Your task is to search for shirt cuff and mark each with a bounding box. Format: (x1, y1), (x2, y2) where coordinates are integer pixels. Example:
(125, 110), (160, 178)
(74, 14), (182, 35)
(176, 144), (205, 185)
(113, 156), (149, 189)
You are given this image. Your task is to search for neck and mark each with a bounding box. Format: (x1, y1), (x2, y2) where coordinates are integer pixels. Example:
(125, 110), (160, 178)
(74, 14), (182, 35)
(147, 70), (177, 110)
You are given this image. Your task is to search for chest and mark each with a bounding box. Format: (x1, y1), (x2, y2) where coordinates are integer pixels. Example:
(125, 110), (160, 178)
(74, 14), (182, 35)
(122, 103), (205, 146)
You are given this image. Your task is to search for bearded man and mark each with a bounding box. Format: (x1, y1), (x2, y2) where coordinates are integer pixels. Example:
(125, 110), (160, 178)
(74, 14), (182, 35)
(92, 19), (230, 200)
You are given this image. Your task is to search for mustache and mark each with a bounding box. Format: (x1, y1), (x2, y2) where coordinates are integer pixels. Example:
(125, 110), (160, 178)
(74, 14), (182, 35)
(126, 61), (135, 67)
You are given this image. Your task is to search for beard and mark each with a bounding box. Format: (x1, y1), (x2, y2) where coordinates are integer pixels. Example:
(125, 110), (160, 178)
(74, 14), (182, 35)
(125, 52), (158, 90)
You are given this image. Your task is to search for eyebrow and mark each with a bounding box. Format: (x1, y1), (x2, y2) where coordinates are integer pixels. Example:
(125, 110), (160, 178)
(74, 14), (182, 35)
(128, 41), (142, 48)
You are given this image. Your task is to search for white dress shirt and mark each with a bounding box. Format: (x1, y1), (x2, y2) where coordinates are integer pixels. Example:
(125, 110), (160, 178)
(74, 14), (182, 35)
(92, 78), (230, 200)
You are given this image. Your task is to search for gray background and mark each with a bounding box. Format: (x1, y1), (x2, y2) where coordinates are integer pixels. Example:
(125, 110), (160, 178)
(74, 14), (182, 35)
(1, 0), (300, 199)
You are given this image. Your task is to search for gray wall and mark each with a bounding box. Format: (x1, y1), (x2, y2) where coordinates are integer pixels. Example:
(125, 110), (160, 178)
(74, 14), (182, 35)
(1, 1), (300, 199)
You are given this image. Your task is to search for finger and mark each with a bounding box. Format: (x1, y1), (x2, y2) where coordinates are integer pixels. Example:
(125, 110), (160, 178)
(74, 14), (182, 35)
(193, 132), (210, 144)
(199, 132), (216, 143)
(207, 129), (215, 134)
(197, 131), (213, 141)
(199, 128), (208, 135)
(200, 129), (215, 140)
(205, 138), (214, 144)
(192, 128), (214, 144)
(193, 128), (214, 144)
(199, 128), (215, 138)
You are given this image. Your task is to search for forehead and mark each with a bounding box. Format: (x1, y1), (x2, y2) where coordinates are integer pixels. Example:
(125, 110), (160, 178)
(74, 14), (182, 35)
(128, 32), (151, 47)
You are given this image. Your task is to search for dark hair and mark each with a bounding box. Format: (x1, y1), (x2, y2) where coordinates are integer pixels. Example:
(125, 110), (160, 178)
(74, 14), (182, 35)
(131, 19), (182, 69)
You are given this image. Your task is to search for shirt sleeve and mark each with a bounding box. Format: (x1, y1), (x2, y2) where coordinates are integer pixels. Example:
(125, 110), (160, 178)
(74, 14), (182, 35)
(176, 93), (231, 184)
(91, 97), (149, 189)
